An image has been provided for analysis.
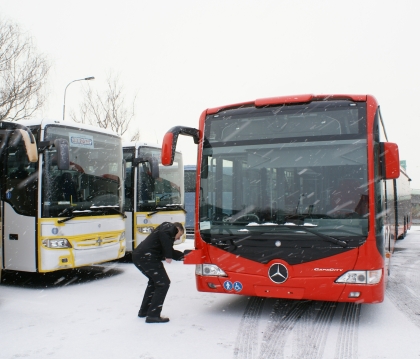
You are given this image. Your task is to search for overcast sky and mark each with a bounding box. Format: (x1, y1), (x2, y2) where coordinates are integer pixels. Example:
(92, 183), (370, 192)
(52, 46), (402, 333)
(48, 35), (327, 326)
(2, 1), (420, 187)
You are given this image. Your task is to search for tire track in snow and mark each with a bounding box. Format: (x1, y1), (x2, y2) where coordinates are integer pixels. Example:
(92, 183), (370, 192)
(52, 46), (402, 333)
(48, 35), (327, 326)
(333, 303), (361, 359)
(234, 299), (361, 359)
(291, 301), (337, 359)
(258, 299), (312, 359)
(233, 296), (266, 359)
(387, 242), (420, 329)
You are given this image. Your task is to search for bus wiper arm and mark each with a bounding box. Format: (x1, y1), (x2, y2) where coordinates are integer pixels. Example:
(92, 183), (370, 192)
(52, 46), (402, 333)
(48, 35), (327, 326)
(285, 225), (348, 248)
(58, 207), (73, 217)
(147, 204), (186, 217)
(58, 215), (76, 224)
(57, 207), (90, 223)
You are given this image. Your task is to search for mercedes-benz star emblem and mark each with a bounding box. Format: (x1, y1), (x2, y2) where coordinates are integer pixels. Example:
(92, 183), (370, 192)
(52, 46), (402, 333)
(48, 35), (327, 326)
(268, 263), (288, 284)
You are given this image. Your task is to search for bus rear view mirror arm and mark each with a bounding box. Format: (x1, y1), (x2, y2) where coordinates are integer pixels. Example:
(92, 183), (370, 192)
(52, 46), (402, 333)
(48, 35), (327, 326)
(161, 126), (199, 166)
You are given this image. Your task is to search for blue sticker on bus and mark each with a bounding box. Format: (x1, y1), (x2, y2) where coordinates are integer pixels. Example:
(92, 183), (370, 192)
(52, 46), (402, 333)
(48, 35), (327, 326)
(233, 281), (243, 292)
(52, 228), (58, 235)
(223, 280), (233, 291)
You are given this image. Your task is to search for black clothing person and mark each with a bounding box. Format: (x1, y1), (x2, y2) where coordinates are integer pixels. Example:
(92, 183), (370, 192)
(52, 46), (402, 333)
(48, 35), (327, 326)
(132, 222), (184, 323)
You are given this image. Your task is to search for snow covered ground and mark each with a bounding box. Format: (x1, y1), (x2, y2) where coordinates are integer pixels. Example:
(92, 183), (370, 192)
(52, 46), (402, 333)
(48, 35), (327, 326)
(1, 228), (420, 359)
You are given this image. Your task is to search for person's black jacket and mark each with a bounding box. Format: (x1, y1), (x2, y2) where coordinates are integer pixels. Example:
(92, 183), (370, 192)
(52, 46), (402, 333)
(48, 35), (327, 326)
(132, 222), (184, 262)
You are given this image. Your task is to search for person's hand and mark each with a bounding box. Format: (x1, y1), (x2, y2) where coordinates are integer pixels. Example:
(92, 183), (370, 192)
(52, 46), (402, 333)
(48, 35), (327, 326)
(165, 258), (172, 264)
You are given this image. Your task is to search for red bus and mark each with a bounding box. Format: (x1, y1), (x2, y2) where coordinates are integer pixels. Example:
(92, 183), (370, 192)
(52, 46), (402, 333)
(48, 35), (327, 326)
(162, 94), (406, 303)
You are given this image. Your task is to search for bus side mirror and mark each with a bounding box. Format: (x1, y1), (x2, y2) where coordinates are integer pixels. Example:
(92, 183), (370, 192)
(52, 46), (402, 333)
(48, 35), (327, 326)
(133, 156), (160, 179)
(149, 157), (159, 179)
(17, 129), (38, 163)
(381, 142), (400, 179)
(162, 126), (199, 166)
(0, 123), (38, 163)
(54, 139), (70, 170)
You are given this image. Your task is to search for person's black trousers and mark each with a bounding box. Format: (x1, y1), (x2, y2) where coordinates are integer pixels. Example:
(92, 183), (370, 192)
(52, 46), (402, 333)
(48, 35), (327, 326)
(133, 259), (171, 317)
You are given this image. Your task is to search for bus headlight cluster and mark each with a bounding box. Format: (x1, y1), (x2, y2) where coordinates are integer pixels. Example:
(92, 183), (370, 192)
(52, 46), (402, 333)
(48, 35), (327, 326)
(335, 269), (382, 284)
(42, 238), (72, 248)
(119, 231), (126, 241)
(138, 226), (154, 234)
(196, 264), (227, 277)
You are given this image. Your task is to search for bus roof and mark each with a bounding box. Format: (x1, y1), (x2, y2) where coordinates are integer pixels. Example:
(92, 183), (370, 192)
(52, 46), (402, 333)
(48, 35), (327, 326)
(16, 118), (120, 137)
(206, 94), (372, 115)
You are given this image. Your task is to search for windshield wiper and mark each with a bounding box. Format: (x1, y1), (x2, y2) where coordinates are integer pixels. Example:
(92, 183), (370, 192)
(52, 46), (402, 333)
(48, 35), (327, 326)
(58, 207), (73, 217)
(147, 204), (186, 217)
(243, 223), (348, 247)
(89, 206), (126, 218)
(285, 225), (348, 247)
(57, 207), (77, 223)
(57, 207), (94, 223)
(58, 215), (76, 224)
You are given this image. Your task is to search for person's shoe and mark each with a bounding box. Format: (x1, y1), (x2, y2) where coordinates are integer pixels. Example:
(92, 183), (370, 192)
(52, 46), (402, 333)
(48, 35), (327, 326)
(138, 312), (147, 318)
(145, 316), (170, 323)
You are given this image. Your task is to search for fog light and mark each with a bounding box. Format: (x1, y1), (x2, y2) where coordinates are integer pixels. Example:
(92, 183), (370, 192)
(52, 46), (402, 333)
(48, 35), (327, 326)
(207, 282), (217, 289)
(349, 292), (361, 298)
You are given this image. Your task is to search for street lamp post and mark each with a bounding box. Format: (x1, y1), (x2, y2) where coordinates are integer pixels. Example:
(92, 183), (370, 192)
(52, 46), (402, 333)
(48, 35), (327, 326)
(62, 76), (95, 121)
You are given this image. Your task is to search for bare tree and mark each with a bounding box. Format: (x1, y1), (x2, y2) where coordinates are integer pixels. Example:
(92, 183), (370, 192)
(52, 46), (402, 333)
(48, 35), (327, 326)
(71, 73), (139, 141)
(0, 18), (50, 121)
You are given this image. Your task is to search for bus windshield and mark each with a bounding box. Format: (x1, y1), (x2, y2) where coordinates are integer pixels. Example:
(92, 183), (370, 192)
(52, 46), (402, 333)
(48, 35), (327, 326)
(200, 100), (369, 262)
(137, 147), (184, 210)
(42, 125), (123, 218)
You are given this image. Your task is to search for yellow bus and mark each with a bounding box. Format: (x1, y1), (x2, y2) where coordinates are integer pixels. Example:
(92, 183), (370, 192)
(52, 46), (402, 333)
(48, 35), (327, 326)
(123, 141), (185, 252)
(1, 119), (126, 275)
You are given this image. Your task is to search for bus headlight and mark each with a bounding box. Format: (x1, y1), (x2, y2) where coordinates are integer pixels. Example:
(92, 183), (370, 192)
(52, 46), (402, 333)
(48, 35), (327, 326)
(42, 238), (72, 248)
(196, 264), (227, 277)
(119, 231), (126, 241)
(138, 226), (154, 234)
(335, 269), (382, 284)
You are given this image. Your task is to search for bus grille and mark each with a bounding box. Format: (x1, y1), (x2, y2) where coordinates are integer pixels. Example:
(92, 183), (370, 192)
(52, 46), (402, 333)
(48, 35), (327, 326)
(73, 235), (119, 249)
